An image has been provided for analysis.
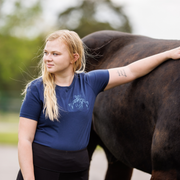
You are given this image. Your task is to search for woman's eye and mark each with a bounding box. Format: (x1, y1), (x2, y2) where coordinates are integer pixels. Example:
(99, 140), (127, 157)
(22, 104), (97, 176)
(53, 53), (58, 56)
(44, 51), (48, 55)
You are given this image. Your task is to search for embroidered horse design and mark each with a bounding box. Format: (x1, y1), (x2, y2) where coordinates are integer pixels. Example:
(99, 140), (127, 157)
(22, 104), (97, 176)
(68, 95), (89, 110)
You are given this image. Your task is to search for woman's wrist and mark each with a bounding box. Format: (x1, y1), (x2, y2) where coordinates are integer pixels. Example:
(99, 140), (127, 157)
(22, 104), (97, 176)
(165, 50), (172, 60)
(165, 47), (180, 60)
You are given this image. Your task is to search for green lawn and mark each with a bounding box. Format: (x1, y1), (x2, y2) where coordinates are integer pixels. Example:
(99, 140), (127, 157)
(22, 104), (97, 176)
(0, 112), (19, 122)
(0, 132), (18, 145)
(0, 112), (19, 145)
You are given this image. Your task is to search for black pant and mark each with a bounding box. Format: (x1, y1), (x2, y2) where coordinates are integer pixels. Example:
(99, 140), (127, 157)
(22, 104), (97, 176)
(16, 168), (89, 180)
(16, 143), (90, 180)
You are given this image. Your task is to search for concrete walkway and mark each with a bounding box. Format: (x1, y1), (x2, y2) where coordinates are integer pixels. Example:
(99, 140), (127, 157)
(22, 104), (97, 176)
(0, 145), (151, 180)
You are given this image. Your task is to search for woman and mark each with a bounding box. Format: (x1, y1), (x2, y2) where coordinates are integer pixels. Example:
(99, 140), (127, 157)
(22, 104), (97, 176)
(17, 30), (180, 180)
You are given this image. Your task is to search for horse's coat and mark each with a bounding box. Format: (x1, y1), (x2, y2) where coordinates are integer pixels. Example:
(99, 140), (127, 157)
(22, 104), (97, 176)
(82, 30), (180, 180)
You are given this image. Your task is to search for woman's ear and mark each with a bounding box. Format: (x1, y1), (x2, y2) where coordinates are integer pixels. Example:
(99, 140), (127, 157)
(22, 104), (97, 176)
(71, 53), (79, 64)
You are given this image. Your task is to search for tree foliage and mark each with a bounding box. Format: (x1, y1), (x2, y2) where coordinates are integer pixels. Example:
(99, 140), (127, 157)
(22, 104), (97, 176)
(0, 0), (42, 38)
(0, 34), (43, 91)
(57, 0), (132, 38)
(0, 0), (43, 92)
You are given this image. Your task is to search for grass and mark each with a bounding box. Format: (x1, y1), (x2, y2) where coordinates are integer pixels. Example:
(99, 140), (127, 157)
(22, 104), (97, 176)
(0, 112), (19, 145)
(0, 112), (19, 122)
(0, 132), (18, 145)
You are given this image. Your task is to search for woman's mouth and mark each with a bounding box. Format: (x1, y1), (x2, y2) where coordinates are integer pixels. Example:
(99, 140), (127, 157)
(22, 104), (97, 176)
(47, 64), (54, 68)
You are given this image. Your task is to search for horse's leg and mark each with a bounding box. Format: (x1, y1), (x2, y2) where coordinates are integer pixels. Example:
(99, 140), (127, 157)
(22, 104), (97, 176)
(87, 127), (133, 180)
(105, 161), (133, 180)
(150, 109), (180, 180)
(151, 170), (178, 180)
(88, 122), (133, 180)
(87, 126), (100, 160)
(102, 146), (133, 180)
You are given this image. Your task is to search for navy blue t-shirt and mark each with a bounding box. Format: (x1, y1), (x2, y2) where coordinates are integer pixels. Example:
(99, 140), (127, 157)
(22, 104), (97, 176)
(20, 70), (109, 151)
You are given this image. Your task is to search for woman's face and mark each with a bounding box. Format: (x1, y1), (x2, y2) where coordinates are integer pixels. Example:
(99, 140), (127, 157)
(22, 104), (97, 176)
(43, 39), (74, 76)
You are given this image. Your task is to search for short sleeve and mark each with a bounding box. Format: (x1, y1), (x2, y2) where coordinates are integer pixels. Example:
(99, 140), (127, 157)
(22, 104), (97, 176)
(85, 70), (109, 95)
(20, 82), (43, 121)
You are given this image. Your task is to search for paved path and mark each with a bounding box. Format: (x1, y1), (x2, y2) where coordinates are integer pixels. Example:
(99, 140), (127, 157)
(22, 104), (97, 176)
(0, 145), (151, 180)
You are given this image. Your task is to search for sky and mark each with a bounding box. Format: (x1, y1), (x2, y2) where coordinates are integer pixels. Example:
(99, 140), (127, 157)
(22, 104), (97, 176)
(43, 0), (180, 40)
(116, 0), (180, 40)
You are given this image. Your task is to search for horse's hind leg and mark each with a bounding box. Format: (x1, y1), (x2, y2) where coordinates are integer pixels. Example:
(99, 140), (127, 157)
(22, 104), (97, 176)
(87, 125), (133, 180)
(151, 170), (178, 180)
(150, 109), (180, 180)
(105, 161), (133, 180)
(103, 146), (133, 180)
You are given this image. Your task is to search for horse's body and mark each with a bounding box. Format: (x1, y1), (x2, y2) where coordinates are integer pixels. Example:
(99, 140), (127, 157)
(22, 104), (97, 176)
(82, 31), (180, 180)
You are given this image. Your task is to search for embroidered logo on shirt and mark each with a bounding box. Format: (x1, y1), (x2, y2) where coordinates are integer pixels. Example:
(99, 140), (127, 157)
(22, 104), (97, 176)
(68, 95), (89, 111)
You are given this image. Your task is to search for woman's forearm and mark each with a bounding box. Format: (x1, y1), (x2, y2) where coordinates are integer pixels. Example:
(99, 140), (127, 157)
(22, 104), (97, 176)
(128, 50), (171, 79)
(18, 140), (35, 180)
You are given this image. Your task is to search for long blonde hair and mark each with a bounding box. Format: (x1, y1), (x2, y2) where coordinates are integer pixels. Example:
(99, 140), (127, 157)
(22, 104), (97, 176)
(24, 30), (86, 121)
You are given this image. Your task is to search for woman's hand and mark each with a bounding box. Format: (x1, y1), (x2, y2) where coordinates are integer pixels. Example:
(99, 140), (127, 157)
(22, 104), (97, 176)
(167, 47), (180, 60)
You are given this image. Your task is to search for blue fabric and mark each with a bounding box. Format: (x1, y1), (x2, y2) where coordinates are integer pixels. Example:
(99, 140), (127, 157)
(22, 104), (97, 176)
(20, 70), (109, 151)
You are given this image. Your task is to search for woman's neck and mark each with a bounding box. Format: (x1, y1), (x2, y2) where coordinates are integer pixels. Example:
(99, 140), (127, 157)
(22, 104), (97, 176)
(54, 72), (75, 87)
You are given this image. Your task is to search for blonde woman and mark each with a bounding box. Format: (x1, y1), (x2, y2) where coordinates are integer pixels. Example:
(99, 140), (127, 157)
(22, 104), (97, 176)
(16, 30), (180, 180)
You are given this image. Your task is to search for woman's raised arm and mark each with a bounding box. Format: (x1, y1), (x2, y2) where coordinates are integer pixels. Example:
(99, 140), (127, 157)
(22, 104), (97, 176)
(105, 47), (180, 90)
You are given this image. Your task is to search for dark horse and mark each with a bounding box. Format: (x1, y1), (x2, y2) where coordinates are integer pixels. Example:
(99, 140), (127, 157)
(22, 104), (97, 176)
(82, 31), (180, 180)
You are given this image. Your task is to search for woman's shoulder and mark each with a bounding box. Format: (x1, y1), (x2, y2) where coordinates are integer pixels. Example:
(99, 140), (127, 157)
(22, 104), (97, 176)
(76, 71), (97, 78)
(31, 77), (43, 85)
(76, 72), (90, 82)
(77, 70), (109, 80)
(27, 77), (43, 91)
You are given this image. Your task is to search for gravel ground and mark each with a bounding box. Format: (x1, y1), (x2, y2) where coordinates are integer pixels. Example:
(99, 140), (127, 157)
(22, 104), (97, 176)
(0, 145), (151, 180)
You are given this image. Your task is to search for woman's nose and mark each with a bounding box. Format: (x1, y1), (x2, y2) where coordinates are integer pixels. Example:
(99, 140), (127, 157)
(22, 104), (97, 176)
(44, 54), (53, 61)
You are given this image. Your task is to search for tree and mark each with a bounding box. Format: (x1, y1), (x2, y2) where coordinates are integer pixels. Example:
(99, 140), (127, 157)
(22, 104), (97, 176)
(57, 0), (132, 38)
(0, 0), (44, 92)
(0, 0), (42, 38)
(0, 34), (43, 91)
(0, 0), (45, 112)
